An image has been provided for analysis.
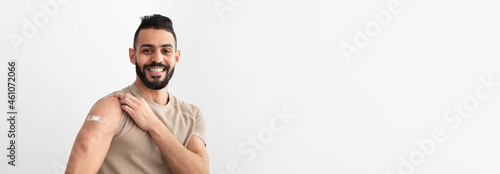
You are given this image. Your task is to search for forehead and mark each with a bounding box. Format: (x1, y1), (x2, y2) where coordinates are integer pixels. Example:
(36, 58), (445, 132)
(137, 28), (175, 47)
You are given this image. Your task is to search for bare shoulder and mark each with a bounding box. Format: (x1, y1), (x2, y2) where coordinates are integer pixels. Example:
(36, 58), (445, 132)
(90, 96), (123, 116)
(86, 96), (124, 131)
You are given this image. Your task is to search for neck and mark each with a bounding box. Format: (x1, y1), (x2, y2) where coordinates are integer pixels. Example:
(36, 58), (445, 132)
(134, 78), (169, 105)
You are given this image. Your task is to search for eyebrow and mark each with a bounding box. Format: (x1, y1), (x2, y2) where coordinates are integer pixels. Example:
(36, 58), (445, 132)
(139, 44), (173, 48)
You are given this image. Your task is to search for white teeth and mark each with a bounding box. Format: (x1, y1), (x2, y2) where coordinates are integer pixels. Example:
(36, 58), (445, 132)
(149, 68), (164, 72)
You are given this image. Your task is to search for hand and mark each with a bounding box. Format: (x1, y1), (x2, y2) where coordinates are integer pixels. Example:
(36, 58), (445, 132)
(115, 93), (160, 132)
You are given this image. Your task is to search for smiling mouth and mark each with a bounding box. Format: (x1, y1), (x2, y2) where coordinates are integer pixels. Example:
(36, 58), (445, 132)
(147, 67), (166, 72)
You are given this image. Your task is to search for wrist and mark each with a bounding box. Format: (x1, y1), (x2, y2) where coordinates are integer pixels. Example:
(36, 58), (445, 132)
(147, 118), (163, 134)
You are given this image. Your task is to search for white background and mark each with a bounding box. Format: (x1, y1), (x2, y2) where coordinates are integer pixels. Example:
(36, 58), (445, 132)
(1, 0), (500, 173)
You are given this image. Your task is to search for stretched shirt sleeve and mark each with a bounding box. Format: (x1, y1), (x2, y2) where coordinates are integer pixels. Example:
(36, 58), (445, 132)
(192, 106), (206, 146)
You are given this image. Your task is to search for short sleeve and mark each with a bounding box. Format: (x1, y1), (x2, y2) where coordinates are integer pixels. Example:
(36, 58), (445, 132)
(192, 106), (206, 146)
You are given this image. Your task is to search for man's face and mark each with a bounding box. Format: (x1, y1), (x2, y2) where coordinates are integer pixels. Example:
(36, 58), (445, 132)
(132, 28), (178, 90)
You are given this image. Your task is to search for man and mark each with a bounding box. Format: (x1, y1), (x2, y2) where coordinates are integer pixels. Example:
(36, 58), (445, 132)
(65, 14), (209, 174)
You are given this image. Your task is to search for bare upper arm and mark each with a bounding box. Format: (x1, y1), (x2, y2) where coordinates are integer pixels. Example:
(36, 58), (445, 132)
(77, 96), (123, 146)
(85, 96), (124, 133)
(66, 96), (123, 173)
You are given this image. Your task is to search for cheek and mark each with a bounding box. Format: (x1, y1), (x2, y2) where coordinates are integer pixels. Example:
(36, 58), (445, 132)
(164, 57), (174, 66)
(136, 56), (149, 65)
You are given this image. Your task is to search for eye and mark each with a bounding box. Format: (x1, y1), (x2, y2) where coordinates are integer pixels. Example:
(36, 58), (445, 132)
(163, 49), (171, 54)
(142, 49), (152, 53)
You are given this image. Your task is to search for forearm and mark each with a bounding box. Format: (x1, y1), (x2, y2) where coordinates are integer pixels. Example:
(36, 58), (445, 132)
(149, 123), (209, 174)
(66, 151), (100, 174)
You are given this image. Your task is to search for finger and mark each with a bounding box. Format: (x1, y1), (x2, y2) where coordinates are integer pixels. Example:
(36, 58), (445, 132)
(123, 93), (136, 100)
(118, 93), (131, 102)
(119, 97), (137, 109)
(115, 93), (125, 99)
(118, 96), (125, 104)
(121, 104), (133, 113)
(123, 93), (141, 104)
(119, 98), (134, 108)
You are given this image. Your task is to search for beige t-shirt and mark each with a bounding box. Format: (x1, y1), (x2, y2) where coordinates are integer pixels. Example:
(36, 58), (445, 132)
(97, 83), (206, 174)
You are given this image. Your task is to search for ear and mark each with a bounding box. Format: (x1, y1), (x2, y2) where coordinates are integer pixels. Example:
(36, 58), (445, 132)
(129, 48), (136, 65)
(174, 50), (180, 66)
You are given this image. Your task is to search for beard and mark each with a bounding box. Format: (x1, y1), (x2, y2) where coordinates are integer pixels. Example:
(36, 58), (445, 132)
(135, 60), (175, 90)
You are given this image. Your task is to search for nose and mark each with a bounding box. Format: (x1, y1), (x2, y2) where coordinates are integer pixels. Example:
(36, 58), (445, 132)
(151, 50), (163, 63)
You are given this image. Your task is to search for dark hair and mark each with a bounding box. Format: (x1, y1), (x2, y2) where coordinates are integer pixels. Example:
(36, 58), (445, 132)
(133, 14), (177, 50)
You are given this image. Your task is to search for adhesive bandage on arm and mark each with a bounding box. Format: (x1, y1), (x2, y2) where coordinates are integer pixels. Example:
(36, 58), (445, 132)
(86, 115), (105, 123)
